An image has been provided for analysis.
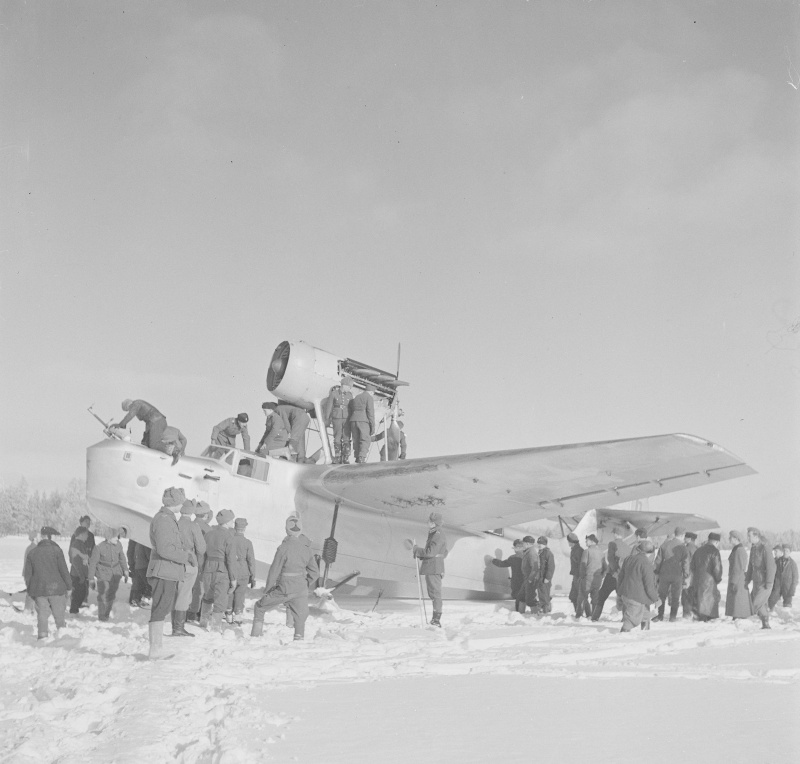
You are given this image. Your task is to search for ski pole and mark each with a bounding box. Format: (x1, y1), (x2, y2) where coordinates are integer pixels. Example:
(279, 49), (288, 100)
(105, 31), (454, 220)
(411, 538), (427, 626)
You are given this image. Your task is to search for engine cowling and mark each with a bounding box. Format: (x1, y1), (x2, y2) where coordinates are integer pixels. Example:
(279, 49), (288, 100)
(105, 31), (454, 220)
(267, 340), (408, 410)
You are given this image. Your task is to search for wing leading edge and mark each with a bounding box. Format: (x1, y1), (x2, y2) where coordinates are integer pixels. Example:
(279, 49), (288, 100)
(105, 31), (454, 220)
(299, 433), (755, 530)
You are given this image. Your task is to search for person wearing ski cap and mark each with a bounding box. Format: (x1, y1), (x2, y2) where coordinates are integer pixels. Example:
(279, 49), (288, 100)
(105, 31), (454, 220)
(23, 526), (72, 640)
(155, 425), (187, 465)
(256, 402), (290, 456)
(187, 501), (212, 621)
(536, 537), (556, 614)
(745, 527), (776, 629)
(251, 514), (320, 641)
(68, 515), (95, 608)
(225, 518), (256, 625)
(172, 499), (206, 636)
(566, 532), (583, 617)
(146, 487), (193, 659)
(110, 399), (167, 449)
(413, 512), (449, 627)
(725, 530), (751, 620)
(617, 539), (660, 632)
(211, 414), (251, 452)
(200, 509), (237, 632)
(88, 527), (129, 622)
(653, 526), (690, 622)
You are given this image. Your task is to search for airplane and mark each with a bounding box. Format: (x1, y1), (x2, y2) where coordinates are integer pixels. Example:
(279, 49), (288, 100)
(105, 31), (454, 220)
(86, 339), (756, 600)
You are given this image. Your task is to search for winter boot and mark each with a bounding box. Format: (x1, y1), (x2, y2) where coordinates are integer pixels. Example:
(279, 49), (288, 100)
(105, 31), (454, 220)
(148, 621), (170, 660)
(430, 612), (441, 627)
(251, 619), (264, 637)
(669, 605), (679, 623)
(185, 611), (198, 622)
(652, 602), (666, 622)
(208, 611), (223, 633)
(171, 611), (194, 637)
(199, 601), (213, 629)
(224, 610), (234, 625)
(760, 616), (771, 630)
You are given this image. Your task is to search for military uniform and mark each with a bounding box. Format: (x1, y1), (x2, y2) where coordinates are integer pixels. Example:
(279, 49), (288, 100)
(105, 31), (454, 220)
(277, 404), (311, 461)
(567, 537), (583, 616)
(251, 516), (319, 641)
(23, 532), (72, 640)
(88, 538), (129, 621)
(173, 502), (206, 635)
(617, 543), (659, 632)
(414, 513), (448, 626)
(155, 426), (187, 464)
(211, 417), (251, 451)
(256, 412), (290, 455)
(227, 520), (256, 622)
(348, 389), (375, 463)
(537, 542), (556, 614)
(323, 384), (354, 463)
(114, 399), (167, 449)
(520, 544), (540, 612)
(653, 535), (689, 621)
(746, 537), (777, 628)
(201, 512), (237, 631)
(681, 536), (699, 617)
(591, 536), (631, 621)
(68, 523), (95, 608)
(577, 543), (605, 618)
(129, 542), (152, 606)
(188, 509), (212, 619)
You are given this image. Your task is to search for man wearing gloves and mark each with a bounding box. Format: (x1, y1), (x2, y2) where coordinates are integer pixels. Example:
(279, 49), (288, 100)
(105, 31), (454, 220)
(251, 515), (319, 641)
(413, 512), (449, 627)
(226, 518), (256, 626)
(146, 487), (193, 659)
(200, 509), (237, 632)
(88, 527), (129, 622)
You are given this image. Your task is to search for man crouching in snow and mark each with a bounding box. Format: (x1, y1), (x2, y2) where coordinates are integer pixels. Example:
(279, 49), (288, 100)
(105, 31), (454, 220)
(251, 515), (319, 641)
(617, 539), (660, 632)
(146, 487), (194, 659)
(23, 526), (72, 640)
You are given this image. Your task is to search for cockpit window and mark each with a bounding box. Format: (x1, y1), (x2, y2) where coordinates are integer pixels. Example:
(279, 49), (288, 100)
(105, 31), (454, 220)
(201, 445), (234, 462)
(236, 455), (269, 483)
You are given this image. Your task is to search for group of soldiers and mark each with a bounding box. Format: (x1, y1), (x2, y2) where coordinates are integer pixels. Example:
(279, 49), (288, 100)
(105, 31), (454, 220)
(109, 381), (407, 467)
(558, 525), (797, 632)
(491, 535), (556, 614)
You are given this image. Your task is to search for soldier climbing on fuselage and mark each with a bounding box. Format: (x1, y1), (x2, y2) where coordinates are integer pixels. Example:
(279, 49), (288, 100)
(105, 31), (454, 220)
(211, 414), (250, 452)
(110, 399), (168, 449)
(256, 402), (290, 455)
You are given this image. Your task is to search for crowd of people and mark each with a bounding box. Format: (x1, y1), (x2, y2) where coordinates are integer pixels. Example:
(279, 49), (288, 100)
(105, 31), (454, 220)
(108, 383), (407, 467)
(18, 511), (797, 651)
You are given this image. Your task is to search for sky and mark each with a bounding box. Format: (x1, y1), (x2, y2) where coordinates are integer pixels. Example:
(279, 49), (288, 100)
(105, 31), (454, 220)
(1, 1), (798, 529)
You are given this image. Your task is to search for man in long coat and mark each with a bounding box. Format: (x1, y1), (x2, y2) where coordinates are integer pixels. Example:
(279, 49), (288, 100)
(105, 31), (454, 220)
(690, 532), (723, 621)
(414, 512), (449, 627)
(681, 531), (699, 619)
(725, 530), (751, 619)
(768, 546), (785, 610)
(775, 545), (798, 607)
(745, 526), (777, 629)
(567, 533), (583, 617)
(519, 536), (540, 614)
(147, 487), (192, 658)
(617, 539), (660, 632)
(577, 534), (605, 618)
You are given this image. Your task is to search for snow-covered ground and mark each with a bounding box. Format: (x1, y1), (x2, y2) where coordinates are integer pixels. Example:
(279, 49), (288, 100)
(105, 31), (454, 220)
(1, 536), (798, 763)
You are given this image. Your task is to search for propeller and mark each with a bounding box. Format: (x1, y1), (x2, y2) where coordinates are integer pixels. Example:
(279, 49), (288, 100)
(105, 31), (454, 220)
(267, 341), (290, 391)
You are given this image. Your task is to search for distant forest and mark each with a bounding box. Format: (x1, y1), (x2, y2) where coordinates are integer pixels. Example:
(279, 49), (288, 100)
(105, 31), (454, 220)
(0, 478), (797, 550)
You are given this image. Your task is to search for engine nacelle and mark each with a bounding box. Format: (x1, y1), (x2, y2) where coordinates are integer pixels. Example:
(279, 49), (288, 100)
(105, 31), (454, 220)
(267, 340), (408, 410)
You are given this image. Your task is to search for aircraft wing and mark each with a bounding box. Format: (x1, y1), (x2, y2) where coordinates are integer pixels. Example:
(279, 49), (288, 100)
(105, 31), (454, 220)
(299, 433), (754, 531)
(584, 507), (719, 535)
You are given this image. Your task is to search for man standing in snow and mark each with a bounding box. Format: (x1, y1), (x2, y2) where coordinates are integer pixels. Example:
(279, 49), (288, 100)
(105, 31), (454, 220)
(681, 531), (699, 619)
(187, 501), (213, 622)
(88, 528), (129, 622)
(519, 536), (540, 614)
(567, 533), (583, 617)
(69, 516), (95, 609)
(617, 539), (660, 632)
(689, 532), (723, 621)
(577, 534), (605, 619)
(491, 539), (525, 610)
(22, 530), (39, 613)
(536, 536), (555, 614)
(173, 499), (206, 636)
(23, 526), (72, 640)
(147, 487), (193, 658)
(745, 527), (777, 630)
(251, 514), (319, 641)
(776, 545), (798, 607)
(200, 509), (237, 632)
(768, 545), (784, 610)
(653, 526), (689, 622)
(591, 525), (631, 621)
(226, 518), (256, 626)
(413, 512), (449, 627)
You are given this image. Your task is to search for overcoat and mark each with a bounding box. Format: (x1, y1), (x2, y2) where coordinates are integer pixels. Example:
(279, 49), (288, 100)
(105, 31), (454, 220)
(690, 542), (722, 618)
(725, 544), (751, 617)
